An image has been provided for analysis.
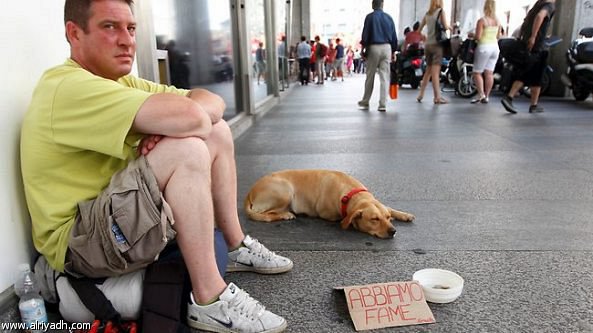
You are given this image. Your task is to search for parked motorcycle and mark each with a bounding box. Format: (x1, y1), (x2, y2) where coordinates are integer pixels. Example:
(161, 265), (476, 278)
(441, 36), (477, 98)
(395, 43), (425, 89)
(562, 27), (593, 101)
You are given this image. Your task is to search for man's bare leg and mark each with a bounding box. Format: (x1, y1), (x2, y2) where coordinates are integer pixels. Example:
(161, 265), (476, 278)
(508, 80), (524, 98)
(145, 134), (288, 332)
(145, 136), (225, 304)
(204, 122), (293, 275)
(530, 86), (541, 106)
(203, 121), (245, 249)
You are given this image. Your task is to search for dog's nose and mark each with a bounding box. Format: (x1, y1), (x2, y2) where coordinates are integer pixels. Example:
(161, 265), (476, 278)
(388, 228), (396, 238)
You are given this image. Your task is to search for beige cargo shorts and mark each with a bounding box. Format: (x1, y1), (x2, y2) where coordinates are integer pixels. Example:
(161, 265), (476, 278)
(65, 156), (176, 278)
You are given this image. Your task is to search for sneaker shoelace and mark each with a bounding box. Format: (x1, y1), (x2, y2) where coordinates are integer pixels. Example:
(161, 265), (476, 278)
(228, 288), (266, 320)
(246, 238), (277, 262)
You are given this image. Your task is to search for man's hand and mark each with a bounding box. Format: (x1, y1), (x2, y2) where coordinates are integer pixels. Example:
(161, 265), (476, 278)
(137, 135), (163, 156)
(187, 89), (225, 124)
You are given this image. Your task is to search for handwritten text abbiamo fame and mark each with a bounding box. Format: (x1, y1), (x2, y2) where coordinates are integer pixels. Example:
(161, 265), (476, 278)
(343, 281), (435, 331)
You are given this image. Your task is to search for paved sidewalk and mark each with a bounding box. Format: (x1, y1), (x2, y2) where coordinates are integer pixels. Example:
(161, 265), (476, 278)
(229, 74), (593, 333)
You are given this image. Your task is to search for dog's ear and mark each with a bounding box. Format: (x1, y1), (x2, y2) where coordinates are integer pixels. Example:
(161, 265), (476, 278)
(341, 210), (363, 229)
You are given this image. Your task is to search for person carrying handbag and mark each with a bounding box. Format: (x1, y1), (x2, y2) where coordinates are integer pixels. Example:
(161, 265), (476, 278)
(416, 0), (451, 104)
(501, 0), (556, 114)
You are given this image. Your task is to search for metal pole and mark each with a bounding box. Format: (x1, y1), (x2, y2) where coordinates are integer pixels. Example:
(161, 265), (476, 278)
(284, 0), (292, 88)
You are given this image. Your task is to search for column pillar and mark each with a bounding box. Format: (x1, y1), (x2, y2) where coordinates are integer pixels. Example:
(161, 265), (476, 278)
(289, 0), (310, 41)
(548, 0), (593, 96)
(398, 0), (430, 37)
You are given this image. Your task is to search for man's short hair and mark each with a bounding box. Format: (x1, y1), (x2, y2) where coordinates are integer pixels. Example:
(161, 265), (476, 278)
(301, 36), (307, 42)
(372, 0), (384, 10)
(64, 0), (134, 32)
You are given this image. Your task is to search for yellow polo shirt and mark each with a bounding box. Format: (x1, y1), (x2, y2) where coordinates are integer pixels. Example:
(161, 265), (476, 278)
(21, 59), (188, 272)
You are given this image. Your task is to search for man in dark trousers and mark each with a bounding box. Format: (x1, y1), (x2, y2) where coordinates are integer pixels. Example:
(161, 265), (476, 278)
(296, 35), (312, 85)
(357, 0), (398, 112)
(501, 0), (556, 114)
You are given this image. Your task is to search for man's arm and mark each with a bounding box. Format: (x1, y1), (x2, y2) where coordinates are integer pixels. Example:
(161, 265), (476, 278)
(132, 93), (212, 140)
(187, 88), (225, 124)
(527, 8), (549, 51)
(361, 15), (371, 47)
(390, 18), (398, 53)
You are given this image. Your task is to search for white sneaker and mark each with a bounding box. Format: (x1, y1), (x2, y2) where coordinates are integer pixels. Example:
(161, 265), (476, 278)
(187, 283), (287, 333)
(227, 235), (293, 274)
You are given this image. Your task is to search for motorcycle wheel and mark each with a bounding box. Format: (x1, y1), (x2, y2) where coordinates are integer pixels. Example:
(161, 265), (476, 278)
(456, 75), (477, 98)
(572, 82), (590, 101)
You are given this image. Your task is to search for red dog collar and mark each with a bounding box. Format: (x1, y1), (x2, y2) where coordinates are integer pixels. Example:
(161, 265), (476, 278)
(341, 188), (368, 218)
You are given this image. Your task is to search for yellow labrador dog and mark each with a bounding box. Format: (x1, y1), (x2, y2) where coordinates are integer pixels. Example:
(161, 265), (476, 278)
(244, 169), (414, 238)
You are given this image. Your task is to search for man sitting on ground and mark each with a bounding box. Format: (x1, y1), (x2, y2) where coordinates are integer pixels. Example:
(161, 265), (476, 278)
(20, 1), (292, 332)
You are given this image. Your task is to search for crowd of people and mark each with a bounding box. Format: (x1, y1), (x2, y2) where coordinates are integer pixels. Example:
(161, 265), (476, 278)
(290, 0), (556, 115)
(390, 0), (555, 112)
(294, 35), (363, 85)
(282, 0), (556, 115)
(252, 34), (370, 87)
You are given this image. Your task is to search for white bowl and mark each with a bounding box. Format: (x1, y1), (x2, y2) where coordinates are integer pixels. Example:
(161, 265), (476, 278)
(412, 268), (464, 303)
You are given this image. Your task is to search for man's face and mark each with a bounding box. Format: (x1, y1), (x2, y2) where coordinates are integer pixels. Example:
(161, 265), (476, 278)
(71, 0), (136, 80)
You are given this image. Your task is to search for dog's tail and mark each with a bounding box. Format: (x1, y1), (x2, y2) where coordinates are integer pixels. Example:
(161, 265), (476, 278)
(243, 191), (259, 219)
(244, 191), (272, 222)
(244, 189), (292, 222)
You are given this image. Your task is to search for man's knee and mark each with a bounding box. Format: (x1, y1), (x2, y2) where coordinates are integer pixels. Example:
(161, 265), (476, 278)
(209, 121), (234, 151)
(148, 137), (211, 173)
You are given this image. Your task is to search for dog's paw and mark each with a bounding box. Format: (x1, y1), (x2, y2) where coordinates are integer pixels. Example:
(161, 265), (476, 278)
(403, 213), (415, 222)
(279, 212), (296, 220)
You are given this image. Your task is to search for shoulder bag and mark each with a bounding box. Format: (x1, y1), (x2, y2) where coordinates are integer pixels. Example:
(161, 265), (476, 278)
(435, 9), (448, 44)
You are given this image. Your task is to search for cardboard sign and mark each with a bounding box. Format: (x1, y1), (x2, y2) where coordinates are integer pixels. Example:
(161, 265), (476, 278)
(337, 281), (435, 331)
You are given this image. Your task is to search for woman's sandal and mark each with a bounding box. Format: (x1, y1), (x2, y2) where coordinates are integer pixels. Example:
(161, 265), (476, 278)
(434, 97), (448, 104)
(471, 96), (487, 104)
(416, 96), (423, 103)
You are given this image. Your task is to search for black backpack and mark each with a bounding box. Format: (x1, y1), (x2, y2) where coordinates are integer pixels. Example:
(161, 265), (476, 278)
(140, 248), (192, 333)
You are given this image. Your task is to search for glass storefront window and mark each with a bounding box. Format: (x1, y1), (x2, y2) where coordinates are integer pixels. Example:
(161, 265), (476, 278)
(245, 0), (271, 102)
(151, 0), (239, 119)
(276, 0), (289, 87)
